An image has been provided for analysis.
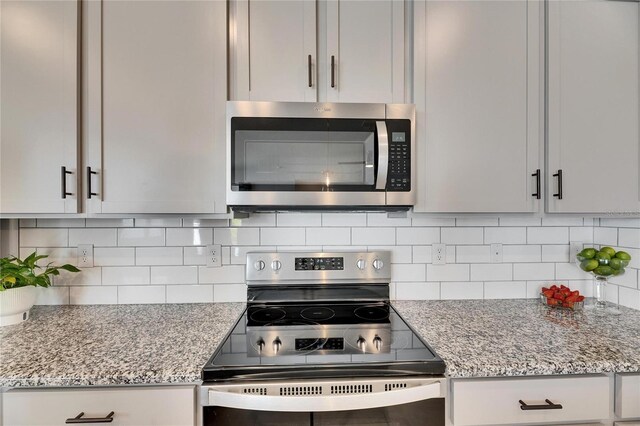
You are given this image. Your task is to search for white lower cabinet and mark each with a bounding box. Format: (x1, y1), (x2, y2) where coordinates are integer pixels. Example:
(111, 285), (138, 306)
(451, 375), (611, 426)
(1, 385), (195, 426)
(616, 374), (640, 420)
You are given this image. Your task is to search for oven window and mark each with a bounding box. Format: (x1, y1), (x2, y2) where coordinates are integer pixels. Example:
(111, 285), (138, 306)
(203, 398), (444, 426)
(231, 118), (377, 192)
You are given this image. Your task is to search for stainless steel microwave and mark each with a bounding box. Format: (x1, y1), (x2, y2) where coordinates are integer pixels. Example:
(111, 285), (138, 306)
(226, 101), (415, 210)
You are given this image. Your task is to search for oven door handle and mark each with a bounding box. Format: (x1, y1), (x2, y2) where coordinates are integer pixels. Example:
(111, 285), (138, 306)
(207, 381), (441, 412)
(375, 120), (389, 190)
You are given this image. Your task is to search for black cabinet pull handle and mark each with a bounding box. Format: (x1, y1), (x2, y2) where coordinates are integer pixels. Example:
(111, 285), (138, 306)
(65, 411), (114, 423)
(553, 169), (563, 199)
(308, 55), (312, 88)
(86, 167), (98, 199)
(61, 166), (73, 199)
(330, 55), (336, 88)
(519, 399), (563, 411)
(531, 169), (541, 199)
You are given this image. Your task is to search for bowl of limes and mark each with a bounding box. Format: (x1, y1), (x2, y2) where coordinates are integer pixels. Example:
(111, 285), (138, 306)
(576, 246), (631, 278)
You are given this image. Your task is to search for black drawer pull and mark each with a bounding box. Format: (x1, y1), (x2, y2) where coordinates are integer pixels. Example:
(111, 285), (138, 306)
(519, 399), (563, 411)
(553, 169), (563, 199)
(531, 169), (541, 199)
(61, 166), (73, 199)
(87, 167), (98, 199)
(66, 411), (114, 423)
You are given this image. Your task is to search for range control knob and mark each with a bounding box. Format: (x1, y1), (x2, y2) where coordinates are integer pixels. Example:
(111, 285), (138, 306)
(356, 259), (367, 270)
(373, 335), (382, 351)
(356, 337), (366, 352)
(372, 259), (384, 270)
(254, 260), (266, 271)
(273, 338), (282, 354)
(257, 339), (265, 353)
(271, 260), (282, 271)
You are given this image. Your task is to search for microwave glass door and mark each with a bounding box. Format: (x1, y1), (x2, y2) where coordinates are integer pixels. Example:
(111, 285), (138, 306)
(231, 118), (378, 192)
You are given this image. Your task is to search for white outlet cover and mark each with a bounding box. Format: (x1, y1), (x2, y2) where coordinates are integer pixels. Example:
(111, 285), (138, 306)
(432, 243), (446, 265)
(77, 244), (94, 268)
(206, 244), (222, 268)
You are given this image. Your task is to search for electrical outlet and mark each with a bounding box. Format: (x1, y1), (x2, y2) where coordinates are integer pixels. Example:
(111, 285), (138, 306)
(206, 244), (222, 268)
(432, 243), (446, 265)
(490, 243), (503, 263)
(570, 242), (585, 260)
(77, 244), (94, 268)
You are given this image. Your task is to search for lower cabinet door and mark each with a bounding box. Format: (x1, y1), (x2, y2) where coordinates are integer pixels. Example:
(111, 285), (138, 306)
(451, 375), (611, 426)
(616, 374), (640, 419)
(2, 386), (195, 426)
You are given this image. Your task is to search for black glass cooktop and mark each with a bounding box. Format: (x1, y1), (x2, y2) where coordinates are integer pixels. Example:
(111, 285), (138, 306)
(203, 303), (445, 383)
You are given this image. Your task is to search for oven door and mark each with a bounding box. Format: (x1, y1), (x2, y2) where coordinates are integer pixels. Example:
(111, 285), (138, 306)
(202, 377), (445, 426)
(226, 103), (390, 208)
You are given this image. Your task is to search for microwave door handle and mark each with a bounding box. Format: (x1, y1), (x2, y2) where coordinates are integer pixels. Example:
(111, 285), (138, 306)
(207, 381), (441, 412)
(375, 121), (389, 190)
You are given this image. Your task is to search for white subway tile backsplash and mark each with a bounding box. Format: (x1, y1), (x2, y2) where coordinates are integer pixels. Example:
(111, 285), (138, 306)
(167, 285), (213, 303)
(396, 227), (440, 245)
(37, 219), (85, 228)
(391, 264), (426, 282)
(70, 286), (118, 305)
(20, 228), (67, 247)
(94, 248), (135, 266)
(182, 219), (229, 227)
(412, 245), (432, 263)
(609, 269), (638, 289)
(513, 263), (555, 281)
(441, 282), (483, 300)
(456, 245), (491, 263)
(184, 247), (206, 266)
(35, 247), (77, 265)
(569, 227), (593, 243)
(199, 265), (245, 284)
(396, 282), (440, 300)
(456, 217), (499, 227)
(542, 245), (570, 262)
(411, 215), (455, 227)
(618, 286), (640, 310)
(230, 213), (276, 227)
(136, 247), (183, 266)
(228, 246), (276, 264)
(470, 264), (512, 281)
(619, 228), (640, 249)
(150, 266), (198, 285)
(498, 216), (541, 227)
(484, 227), (527, 244)
(369, 246), (412, 264)
(135, 218), (182, 227)
(484, 281), (527, 299)
(261, 227), (305, 246)
(103, 267), (150, 285)
(322, 213), (367, 227)
(427, 264), (469, 282)
(306, 228), (350, 246)
(367, 213), (411, 227)
(55, 268), (102, 286)
(542, 217), (583, 227)
(35, 287), (69, 305)
(118, 286), (166, 304)
(167, 228), (213, 246)
(593, 227), (618, 246)
(600, 218), (640, 228)
(215, 228), (259, 246)
(555, 263), (591, 280)
(86, 219), (134, 228)
(352, 228), (395, 245)
(277, 213), (322, 227)
(527, 227), (569, 244)
(502, 245), (541, 263)
(69, 228), (117, 247)
(214, 284), (246, 302)
(118, 228), (165, 246)
(442, 228), (483, 245)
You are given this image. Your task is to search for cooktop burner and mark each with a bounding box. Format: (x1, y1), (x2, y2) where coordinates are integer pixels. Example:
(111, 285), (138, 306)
(354, 305), (390, 321)
(249, 307), (286, 323)
(300, 306), (335, 321)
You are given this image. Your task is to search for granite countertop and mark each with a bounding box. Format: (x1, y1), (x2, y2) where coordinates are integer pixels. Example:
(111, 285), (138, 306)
(0, 303), (245, 387)
(393, 299), (640, 378)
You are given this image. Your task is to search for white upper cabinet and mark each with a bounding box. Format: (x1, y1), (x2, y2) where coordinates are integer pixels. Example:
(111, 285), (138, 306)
(325, 0), (405, 103)
(84, 0), (226, 214)
(230, 0), (405, 104)
(414, 0), (542, 213)
(0, 0), (80, 214)
(547, 0), (639, 214)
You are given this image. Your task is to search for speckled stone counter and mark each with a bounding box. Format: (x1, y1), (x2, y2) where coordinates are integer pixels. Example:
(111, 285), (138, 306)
(393, 299), (640, 378)
(0, 303), (245, 387)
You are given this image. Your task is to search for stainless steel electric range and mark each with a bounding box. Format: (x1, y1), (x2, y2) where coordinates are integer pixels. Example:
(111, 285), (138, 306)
(201, 251), (446, 426)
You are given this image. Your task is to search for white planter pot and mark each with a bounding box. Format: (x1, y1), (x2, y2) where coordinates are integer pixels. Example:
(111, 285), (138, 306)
(0, 286), (37, 326)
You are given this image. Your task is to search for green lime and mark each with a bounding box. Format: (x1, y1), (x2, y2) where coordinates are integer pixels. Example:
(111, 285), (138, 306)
(579, 248), (597, 259)
(610, 258), (624, 270)
(600, 246), (616, 257)
(615, 251), (632, 261)
(595, 252), (611, 265)
(612, 268), (625, 276)
(594, 265), (614, 276)
(580, 259), (599, 272)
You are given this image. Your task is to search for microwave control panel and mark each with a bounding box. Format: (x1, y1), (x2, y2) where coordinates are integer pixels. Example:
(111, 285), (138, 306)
(386, 120), (411, 191)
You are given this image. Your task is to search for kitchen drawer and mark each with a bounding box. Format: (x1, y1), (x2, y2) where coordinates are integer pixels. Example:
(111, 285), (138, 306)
(451, 375), (611, 426)
(616, 373), (640, 419)
(2, 385), (195, 426)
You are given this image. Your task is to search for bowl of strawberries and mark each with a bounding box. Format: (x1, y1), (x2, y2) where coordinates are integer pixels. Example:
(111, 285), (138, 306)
(540, 284), (585, 311)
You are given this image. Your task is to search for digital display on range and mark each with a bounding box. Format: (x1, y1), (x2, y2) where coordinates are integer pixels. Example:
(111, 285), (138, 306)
(295, 338), (344, 351)
(295, 257), (344, 271)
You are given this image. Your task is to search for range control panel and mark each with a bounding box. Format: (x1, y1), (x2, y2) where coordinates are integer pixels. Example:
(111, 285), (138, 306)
(295, 257), (344, 271)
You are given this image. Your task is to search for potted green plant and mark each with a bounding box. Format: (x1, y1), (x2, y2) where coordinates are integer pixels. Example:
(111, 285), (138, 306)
(0, 252), (79, 326)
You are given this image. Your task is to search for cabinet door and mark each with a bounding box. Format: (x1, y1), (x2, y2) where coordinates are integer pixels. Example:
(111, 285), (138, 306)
(231, 0), (317, 102)
(85, 0), (226, 214)
(0, 0), (79, 214)
(547, 0), (639, 214)
(414, 0), (542, 212)
(325, 0), (404, 103)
